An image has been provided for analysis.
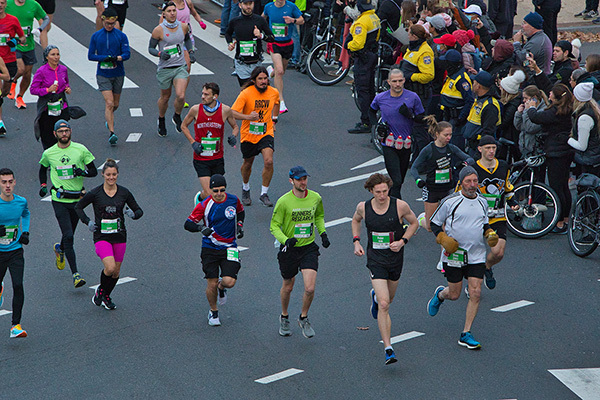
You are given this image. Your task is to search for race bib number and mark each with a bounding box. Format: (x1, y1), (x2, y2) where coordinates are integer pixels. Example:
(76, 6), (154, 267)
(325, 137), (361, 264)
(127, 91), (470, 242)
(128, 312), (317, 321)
(0, 34), (9, 46)
(164, 44), (181, 57)
(293, 223), (313, 238)
(483, 193), (502, 217)
(200, 137), (220, 156)
(48, 99), (63, 116)
(56, 164), (74, 180)
(435, 168), (450, 184)
(239, 41), (256, 56)
(100, 218), (119, 234)
(272, 23), (288, 38)
(447, 247), (468, 267)
(372, 231), (393, 249)
(100, 60), (116, 69)
(226, 247), (239, 262)
(112, 0), (125, 4)
(0, 225), (18, 245)
(21, 26), (31, 37)
(249, 122), (266, 135)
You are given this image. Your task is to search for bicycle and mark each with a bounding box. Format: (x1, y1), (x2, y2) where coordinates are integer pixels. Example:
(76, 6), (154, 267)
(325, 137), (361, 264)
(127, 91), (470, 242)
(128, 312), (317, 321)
(351, 40), (395, 111)
(296, 1), (326, 74)
(567, 173), (600, 257)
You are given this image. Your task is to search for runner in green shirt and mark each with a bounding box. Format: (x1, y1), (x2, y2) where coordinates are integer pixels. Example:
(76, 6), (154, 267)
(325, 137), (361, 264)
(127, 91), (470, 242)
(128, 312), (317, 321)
(270, 166), (330, 339)
(39, 120), (97, 288)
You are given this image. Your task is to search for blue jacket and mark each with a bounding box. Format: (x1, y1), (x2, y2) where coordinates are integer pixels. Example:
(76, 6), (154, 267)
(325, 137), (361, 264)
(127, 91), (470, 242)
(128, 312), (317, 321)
(88, 28), (130, 78)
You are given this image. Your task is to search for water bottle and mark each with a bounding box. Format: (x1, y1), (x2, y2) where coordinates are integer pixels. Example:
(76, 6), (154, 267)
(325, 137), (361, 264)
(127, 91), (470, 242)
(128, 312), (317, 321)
(52, 80), (58, 93)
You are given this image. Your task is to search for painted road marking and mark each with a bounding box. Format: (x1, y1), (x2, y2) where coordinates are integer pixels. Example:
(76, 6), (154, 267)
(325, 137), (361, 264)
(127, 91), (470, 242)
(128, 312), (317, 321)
(324, 217), (352, 228)
(0, 310), (13, 317)
(549, 368), (600, 400)
(98, 159), (120, 170)
(90, 276), (137, 290)
(130, 108), (143, 117)
(321, 169), (387, 187)
(491, 300), (534, 312)
(379, 331), (425, 345)
(351, 156), (384, 171)
(255, 368), (304, 384)
(126, 133), (142, 142)
(41, 195), (52, 202)
(238, 246), (249, 251)
(73, 7), (213, 75)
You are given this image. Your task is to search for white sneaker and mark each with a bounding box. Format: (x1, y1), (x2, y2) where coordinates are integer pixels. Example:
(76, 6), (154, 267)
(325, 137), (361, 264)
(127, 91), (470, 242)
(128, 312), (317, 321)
(217, 279), (228, 306)
(280, 100), (288, 114)
(208, 310), (221, 326)
(267, 65), (274, 77)
(436, 261), (444, 271)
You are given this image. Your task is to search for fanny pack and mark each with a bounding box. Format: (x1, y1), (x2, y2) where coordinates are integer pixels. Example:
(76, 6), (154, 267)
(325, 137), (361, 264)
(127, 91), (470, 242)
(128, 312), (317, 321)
(51, 186), (85, 199)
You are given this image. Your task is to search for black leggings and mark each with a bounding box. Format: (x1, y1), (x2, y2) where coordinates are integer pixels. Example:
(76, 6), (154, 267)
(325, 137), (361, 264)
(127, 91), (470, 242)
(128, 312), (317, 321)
(0, 248), (25, 325)
(382, 145), (411, 199)
(52, 201), (79, 273)
(546, 155), (573, 221)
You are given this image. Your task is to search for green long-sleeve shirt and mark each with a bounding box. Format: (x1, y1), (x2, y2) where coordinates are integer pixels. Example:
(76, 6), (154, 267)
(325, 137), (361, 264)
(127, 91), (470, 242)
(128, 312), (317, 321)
(270, 190), (326, 247)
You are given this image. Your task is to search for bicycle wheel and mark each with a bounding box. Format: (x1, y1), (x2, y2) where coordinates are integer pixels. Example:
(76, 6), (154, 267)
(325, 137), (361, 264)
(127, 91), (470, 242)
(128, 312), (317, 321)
(567, 190), (600, 257)
(307, 41), (349, 86)
(352, 82), (360, 111)
(376, 66), (391, 93)
(371, 114), (384, 155)
(505, 181), (561, 238)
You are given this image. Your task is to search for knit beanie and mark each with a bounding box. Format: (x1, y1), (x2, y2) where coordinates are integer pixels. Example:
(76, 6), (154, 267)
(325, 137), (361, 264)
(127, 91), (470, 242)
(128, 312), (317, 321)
(524, 12), (544, 30)
(500, 70), (526, 95)
(492, 39), (514, 62)
(459, 166), (478, 182)
(453, 29), (475, 47)
(574, 82), (594, 102)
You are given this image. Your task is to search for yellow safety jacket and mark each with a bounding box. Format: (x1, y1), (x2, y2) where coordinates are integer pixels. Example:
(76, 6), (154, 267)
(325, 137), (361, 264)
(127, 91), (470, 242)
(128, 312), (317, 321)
(402, 41), (434, 84)
(441, 72), (472, 99)
(467, 96), (501, 126)
(347, 10), (381, 53)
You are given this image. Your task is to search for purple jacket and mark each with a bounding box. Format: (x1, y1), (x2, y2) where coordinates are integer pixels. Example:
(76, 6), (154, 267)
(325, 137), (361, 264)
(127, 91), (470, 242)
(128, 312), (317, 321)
(30, 63), (70, 99)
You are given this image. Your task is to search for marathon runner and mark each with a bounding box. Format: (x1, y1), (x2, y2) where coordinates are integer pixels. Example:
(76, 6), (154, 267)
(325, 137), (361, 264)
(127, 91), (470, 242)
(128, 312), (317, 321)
(427, 166), (499, 350)
(181, 82), (239, 202)
(351, 173), (418, 365)
(95, 0), (128, 31)
(184, 174), (245, 327)
(88, 7), (130, 146)
(0, 167), (29, 338)
(39, 120), (97, 288)
(36, 0), (53, 49)
(231, 66), (280, 207)
(270, 166), (330, 338)
(75, 159), (143, 310)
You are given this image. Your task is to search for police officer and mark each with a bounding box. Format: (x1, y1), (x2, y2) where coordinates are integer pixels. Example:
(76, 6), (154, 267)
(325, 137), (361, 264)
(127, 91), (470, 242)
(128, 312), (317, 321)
(346, 0), (381, 134)
(400, 24), (434, 109)
(462, 71), (501, 158)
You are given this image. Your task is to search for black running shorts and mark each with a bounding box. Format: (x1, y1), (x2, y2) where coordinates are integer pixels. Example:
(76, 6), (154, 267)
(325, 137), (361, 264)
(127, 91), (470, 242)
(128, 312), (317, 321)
(443, 262), (485, 283)
(277, 241), (319, 280)
(241, 135), (274, 159)
(201, 247), (241, 279)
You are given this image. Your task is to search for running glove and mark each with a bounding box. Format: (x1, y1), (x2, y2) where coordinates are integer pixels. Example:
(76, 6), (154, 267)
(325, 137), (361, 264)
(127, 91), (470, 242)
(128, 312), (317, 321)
(159, 51), (171, 61)
(18, 232), (29, 245)
(39, 184), (47, 197)
(199, 21), (207, 29)
(103, 56), (117, 63)
(237, 222), (244, 239)
(189, 50), (197, 64)
(284, 238), (298, 249)
(201, 226), (214, 237)
(73, 167), (87, 177)
(88, 221), (97, 232)
(484, 228), (499, 247)
(436, 232), (459, 254)
(192, 141), (203, 155)
(227, 136), (237, 147)
(0, 225), (5, 236)
(124, 206), (135, 219)
(416, 179), (426, 188)
(321, 232), (330, 248)
(398, 104), (414, 119)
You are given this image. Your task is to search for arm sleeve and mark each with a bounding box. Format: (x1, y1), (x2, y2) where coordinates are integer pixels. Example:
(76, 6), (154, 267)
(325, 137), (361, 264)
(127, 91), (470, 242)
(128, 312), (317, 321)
(38, 164), (48, 185)
(21, 199), (30, 232)
(148, 37), (160, 57)
(314, 196), (326, 235)
(85, 161), (98, 178)
(236, 209), (245, 224)
(269, 201), (289, 244)
(38, 15), (50, 31)
(126, 190), (143, 220)
(74, 192), (94, 224)
(568, 115), (594, 151)
(184, 29), (194, 51)
(261, 17), (276, 42)
(430, 221), (443, 236)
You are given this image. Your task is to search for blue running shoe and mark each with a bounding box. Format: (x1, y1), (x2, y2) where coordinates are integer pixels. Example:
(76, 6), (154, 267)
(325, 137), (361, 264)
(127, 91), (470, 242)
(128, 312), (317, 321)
(385, 348), (397, 365)
(484, 267), (496, 290)
(0, 281), (3, 308)
(105, 121), (109, 131)
(427, 285), (445, 316)
(108, 133), (118, 146)
(458, 331), (481, 350)
(370, 289), (378, 319)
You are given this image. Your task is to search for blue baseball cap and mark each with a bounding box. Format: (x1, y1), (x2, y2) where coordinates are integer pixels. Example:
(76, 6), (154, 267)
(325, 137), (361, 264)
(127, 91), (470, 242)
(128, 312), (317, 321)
(54, 119), (71, 131)
(440, 49), (462, 63)
(289, 166), (310, 180)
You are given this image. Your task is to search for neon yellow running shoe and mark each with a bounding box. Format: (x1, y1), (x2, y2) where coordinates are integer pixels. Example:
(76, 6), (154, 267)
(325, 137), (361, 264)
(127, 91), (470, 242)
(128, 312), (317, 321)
(73, 273), (86, 288)
(184, 102), (189, 108)
(54, 243), (65, 270)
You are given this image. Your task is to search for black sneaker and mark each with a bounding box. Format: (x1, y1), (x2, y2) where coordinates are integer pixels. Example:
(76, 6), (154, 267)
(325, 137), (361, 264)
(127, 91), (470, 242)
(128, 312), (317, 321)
(158, 118), (167, 137)
(575, 9), (589, 17)
(242, 189), (251, 206)
(385, 348), (398, 365)
(484, 267), (496, 290)
(102, 294), (116, 310)
(172, 113), (182, 133)
(92, 287), (103, 307)
(348, 122), (371, 134)
(552, 224), (568, 235)
(259, 193), (273, 207)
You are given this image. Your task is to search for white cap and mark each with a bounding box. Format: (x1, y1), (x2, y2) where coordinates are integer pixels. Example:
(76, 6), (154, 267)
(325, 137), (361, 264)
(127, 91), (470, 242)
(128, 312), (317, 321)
(462, 4), (482, 16)
(574, 82), (595, 102)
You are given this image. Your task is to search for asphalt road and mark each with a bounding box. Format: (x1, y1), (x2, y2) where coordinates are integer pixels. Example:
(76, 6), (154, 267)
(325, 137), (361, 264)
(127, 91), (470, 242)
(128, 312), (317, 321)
(0, 2), (599, 399)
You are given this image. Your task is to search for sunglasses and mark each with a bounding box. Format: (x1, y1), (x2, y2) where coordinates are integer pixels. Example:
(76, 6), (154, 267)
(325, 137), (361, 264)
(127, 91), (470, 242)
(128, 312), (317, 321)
(212, 188), (226, 193)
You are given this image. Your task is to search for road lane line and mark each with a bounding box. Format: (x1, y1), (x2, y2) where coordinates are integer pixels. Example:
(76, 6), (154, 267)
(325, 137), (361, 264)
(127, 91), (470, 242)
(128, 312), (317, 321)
(0, 310), (13, 317)
(549, 368), (600, 400)
(491, 300), (534, 312)
(321, 169), (387, 187)
(238, 246), (249, 251)
(379, 331), (425, 344)
(324, 217), (352, 228)
(126, 133), (142, 142)
(255, 368), (304, 384)
(130, 108), (143, 117)
(90, 276), (137, 290)
(351, 156), (384, 171)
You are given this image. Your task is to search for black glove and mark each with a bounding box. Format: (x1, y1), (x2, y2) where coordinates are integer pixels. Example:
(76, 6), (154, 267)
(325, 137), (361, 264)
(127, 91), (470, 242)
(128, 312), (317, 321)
(416, 179), (426, 188)
(321, 232), (330, 248)
(376, 122), (390, 139)
(284, 238), (298, 249)
(399, 104), (415, 119)
(236, 222), (244, 239)
(159, 51), (171, 61)
(192, 141), (203, 155)
(188, 50), (197, 64)
(201, 226), (214, 237)
(39, 184), (48, 197)
(103, 56), (117, 62)
(73, 167), (86, 177)
(18, 231), (29, 245)
(0, 225), (5, 236)
(227, 135), (237, 147)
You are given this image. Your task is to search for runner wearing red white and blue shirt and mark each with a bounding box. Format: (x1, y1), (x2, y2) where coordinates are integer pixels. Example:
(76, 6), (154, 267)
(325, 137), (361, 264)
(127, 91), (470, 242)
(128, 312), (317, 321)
(184, 174), (245, 327)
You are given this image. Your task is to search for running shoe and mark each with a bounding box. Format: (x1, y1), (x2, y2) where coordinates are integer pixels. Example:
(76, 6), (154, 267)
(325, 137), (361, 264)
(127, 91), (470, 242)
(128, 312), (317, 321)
(92, 287), (103, 307)
(464, 285), (470, 299)
(157, 118), (167, 137)
(0, 281), (3, 308)
(105, 121), (110, 131)
(427, 285), (445, 316)
(15, 96), (26, 109)
(552, 225), (568, 235)
(102, 294), (116, 310)
(298, 315), (315, 338)
(108, 133), (118, 146)
(172, 113), (182, 133)
(10, 324), (27, 338)
(370, 288), (378, 320)
(458, 331), (481, 350)
(208, 310), (221, 326)
(54, 243), (65, 270)
(184, 102), (189, 108)
(259, 193), (273, 207)
(575, 9), (589, 17)
(217, 279), (228, 306)
(0, 120), (7, 137)
(241, 189), (252, 206)
(7, 82), (16, 99)
(279, 315), (292, 336)
(584, 10), (598, 19)
(215, 19), (221, 23)
(266, 65), (274, 77)
(73, 272), (86, 288)
(280, 100), (288, 114)
(385, 348), (397, 365)
(347, 122), (371, 134)
(484, 267), (496, 290)
(436, 261), (444, 272)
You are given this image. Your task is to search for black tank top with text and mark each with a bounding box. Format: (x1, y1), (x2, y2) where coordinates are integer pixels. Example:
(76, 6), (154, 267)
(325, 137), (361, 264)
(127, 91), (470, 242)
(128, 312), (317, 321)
(365, 197), (405, 266)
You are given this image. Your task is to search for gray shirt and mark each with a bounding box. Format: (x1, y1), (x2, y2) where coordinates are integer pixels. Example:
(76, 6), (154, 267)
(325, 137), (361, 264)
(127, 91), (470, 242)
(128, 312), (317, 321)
(158, 22), (186, 70)
(513, 30), (553, 75)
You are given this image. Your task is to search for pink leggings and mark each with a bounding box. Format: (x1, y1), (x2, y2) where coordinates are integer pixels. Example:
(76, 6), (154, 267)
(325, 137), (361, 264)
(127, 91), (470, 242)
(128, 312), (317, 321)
(94, 241), (127, 263)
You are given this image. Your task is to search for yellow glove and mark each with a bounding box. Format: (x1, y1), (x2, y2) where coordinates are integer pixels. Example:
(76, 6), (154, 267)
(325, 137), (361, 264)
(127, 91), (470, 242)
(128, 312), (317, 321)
(484, 228), (499, 247)
(436, 232), (459, 254)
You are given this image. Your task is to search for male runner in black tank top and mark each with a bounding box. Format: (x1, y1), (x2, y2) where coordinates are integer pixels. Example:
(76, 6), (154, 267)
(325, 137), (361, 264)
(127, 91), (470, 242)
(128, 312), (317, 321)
(351, 173), (418, 365)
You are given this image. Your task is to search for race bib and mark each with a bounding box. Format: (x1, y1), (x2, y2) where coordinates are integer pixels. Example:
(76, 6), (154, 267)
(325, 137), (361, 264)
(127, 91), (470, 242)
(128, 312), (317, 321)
(47, 99), (63, 116)
(372, 231), (394, 249)
(483, 193), (502, 217)
(239, 41), (256, 56)
(56, 164), (74, 180)
(249, 122), (266, 135)
(164, 44), (181, 57)
(0, 34), (9, 46)
(21, 26), (31, 37)
(0, 225), (17, 245)
(200, 137), (220, 156)
(226, 247), (239, 262)
(112, 0), (125, 4)
(293, 223), (313, 238)
(272, 23), (288, 38)
(447, 247), (468, 267)
(100, 60), (116, 69)
(435, 168), (450, 184)
(100, 218), (119, 234)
